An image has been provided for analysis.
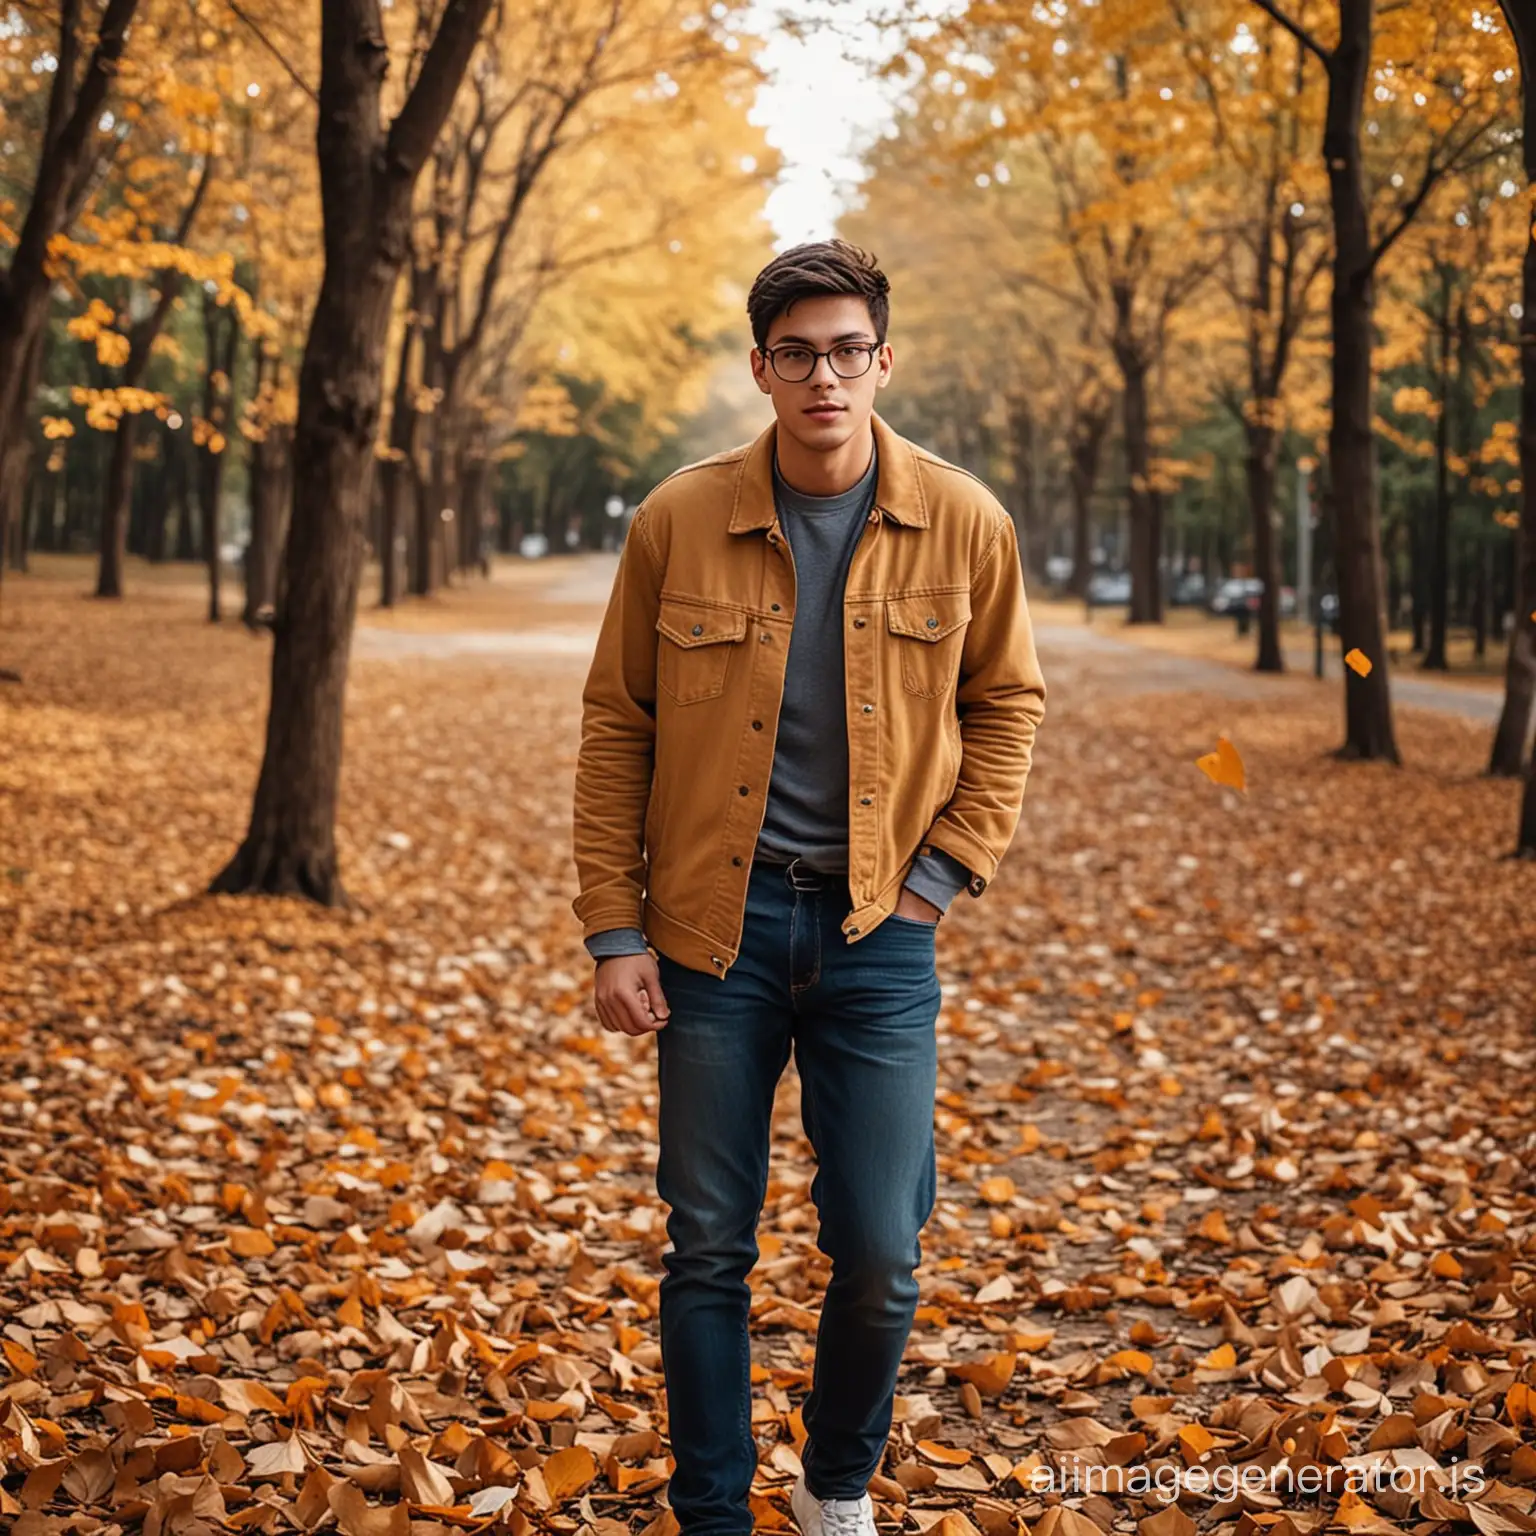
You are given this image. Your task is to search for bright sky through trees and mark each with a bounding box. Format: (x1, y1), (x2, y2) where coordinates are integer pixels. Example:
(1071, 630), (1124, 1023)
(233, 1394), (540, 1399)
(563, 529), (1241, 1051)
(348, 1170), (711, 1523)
(749, 0), (959, 246)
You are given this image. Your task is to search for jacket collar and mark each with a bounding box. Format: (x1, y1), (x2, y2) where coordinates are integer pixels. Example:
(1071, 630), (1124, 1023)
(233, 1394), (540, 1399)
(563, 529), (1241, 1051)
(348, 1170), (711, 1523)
(727, 411), (930, 534)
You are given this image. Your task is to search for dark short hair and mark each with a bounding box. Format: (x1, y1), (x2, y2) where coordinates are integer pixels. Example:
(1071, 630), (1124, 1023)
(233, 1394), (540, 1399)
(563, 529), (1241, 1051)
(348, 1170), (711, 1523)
(747, 239), (890, 352)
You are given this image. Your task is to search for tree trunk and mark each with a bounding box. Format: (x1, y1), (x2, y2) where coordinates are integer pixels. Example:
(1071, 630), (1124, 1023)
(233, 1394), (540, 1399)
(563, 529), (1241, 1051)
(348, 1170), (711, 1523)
(1474, 534), (1490, 660)
(244, 353), (272, 626)
(174, 439), (197, 561)
(211, 0), (494, 903)
(146, 426), (171, 563)
(1119, 348), (1160, 623)
(200, 292), (240, 624)
(1323, 0), (1399, 760)
(1423, 270), (1454, 669)
(380, 283), (425, 606)
(95, 418), (138, 599)
(0, 330), (42, 618)
(1246, 419), (1284, 672)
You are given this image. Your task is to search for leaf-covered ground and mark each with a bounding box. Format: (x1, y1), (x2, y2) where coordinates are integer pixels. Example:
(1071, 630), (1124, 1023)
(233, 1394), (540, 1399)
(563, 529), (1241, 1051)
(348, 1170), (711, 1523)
(1, 558), (1533, 1536)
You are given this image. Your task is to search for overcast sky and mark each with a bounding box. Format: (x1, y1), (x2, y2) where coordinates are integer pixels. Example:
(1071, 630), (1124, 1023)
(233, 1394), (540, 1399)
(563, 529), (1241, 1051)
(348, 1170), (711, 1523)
(745, 1), (917, 248)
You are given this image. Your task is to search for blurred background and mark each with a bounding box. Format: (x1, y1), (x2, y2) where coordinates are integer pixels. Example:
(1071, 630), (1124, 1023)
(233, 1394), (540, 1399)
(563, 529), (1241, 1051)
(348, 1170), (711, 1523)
(1, 0), (1534, 795)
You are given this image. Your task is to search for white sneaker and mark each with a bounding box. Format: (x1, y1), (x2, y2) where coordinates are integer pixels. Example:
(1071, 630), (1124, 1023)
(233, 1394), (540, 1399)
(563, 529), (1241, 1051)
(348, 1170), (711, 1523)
(791, 1472), (877, 1536)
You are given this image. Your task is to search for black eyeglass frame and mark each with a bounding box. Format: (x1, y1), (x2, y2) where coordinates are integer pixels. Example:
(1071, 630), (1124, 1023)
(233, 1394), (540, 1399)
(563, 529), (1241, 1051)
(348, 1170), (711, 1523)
(760, 342), (883, 383)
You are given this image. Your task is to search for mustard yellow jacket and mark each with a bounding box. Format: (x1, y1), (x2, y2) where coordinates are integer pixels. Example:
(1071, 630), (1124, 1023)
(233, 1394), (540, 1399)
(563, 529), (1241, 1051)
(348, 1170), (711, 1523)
(572, 413), (1047, 977)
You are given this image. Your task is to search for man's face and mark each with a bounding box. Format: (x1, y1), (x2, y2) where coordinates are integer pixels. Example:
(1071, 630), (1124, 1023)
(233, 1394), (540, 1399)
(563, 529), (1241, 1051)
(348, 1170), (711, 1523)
(750, 294), (893, 455)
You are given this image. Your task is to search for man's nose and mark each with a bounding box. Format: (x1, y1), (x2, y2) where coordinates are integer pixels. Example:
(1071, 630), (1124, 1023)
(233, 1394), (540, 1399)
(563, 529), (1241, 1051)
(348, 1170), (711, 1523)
(808, 354), (838, 385)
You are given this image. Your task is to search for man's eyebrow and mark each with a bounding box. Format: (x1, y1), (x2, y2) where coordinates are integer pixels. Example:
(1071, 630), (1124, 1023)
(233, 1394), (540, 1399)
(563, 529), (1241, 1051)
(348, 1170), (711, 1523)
(770, 331), (876, 345)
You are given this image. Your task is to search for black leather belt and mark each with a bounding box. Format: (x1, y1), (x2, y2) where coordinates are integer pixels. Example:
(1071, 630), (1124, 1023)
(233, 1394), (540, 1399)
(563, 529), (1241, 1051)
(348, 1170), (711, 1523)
(752, 854), (831, 890)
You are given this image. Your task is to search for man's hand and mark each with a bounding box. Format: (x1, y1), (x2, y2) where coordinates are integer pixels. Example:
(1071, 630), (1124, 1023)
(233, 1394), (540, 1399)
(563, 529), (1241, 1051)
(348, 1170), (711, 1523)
(894, 888), (942, 924)
(594, 952), (671, 1035)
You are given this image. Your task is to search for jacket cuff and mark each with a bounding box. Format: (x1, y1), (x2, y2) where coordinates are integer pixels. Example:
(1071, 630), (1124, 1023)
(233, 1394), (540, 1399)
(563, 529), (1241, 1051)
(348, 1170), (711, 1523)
(916, 828), (993, 897)
(903, 846), (972, 913)
(585, 927), (651, 960)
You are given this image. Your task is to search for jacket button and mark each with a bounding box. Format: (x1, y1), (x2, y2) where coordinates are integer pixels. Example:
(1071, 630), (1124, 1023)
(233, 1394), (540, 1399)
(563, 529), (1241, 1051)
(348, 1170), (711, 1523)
(692, 624), (703, 635)
(760, 632), (770, 643)
(853, 617), (866, 628)
(926, 617), (938, 629)
(732, 855), (743, 866)
(848, 927), (860, 936)
(711, 956), (724, 968)
(860, 796), (872, 805)
(751, 720), (763, 730)
(771, 603), (781, 611)
(861, 703), (873, 714)
(738, 785), (749, 795)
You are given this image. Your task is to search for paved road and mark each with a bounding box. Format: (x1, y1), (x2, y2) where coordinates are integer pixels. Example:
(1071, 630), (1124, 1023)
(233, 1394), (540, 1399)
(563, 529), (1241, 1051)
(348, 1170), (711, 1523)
(1034, 624), (1502, 724)
(355, 554), (1502, 726)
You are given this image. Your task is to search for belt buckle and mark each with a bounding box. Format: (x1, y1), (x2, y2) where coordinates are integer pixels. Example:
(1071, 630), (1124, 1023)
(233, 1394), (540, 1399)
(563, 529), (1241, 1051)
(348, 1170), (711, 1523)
(784, 856), (822, 891)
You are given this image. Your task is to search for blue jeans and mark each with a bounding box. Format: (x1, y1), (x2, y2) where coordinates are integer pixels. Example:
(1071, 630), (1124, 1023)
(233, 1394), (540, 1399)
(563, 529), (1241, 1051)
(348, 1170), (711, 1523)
(654, 858), (942, 1535)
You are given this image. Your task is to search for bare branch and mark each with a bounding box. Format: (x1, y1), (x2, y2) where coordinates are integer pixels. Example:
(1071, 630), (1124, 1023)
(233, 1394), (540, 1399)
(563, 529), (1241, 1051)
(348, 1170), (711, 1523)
(1247, 0), (1333, 66)
(223, 0), (318, 102)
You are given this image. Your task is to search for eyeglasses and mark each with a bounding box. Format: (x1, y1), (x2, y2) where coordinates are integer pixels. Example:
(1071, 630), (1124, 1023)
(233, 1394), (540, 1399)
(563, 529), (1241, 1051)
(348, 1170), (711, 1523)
(761, 342), (881, 384)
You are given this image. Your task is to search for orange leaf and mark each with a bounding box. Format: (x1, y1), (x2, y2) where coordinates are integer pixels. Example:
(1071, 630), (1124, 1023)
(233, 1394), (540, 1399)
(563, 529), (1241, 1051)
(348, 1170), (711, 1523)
(1344, 648), (1372, 677)
(949, 1352), (1016, 1397)
(3, 1340), (39, 1377)
(543, 1445), (597, 1502)
(1106, 1349), (1155, 1375)
(916, 1440), (972, 1467)
(1195, 1208), (1234, 1244)
(1200, 1343), (1237, 1369)
(1178, 1423), (1214, 1460)
(977, 1176), (1016, 1204)
(1195, 735), (1245, 792)
(228, 1227), (276, 1258)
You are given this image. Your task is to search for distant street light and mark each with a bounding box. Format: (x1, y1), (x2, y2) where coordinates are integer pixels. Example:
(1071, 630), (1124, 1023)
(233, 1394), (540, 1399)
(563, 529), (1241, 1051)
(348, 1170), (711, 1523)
(605, 494), (624, 520)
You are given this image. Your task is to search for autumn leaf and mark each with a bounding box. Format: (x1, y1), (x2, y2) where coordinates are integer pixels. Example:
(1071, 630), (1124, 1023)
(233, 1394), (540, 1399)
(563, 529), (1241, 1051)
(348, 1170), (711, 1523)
(542, 1445), (598, 1501)
(1196, 735), (1246, 792)
(328, 1481), (410, 1536)
(916, 1440), (973, 1466)
(1344, 648), (1373, 677)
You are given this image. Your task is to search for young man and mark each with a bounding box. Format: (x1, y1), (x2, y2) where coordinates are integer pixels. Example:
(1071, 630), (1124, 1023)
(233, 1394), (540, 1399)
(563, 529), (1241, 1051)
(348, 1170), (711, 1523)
(571, 241), (1046, 1536)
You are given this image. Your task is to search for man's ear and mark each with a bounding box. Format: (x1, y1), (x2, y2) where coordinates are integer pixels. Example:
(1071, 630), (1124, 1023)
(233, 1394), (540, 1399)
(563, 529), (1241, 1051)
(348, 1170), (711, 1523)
(750, 349), (772, 395)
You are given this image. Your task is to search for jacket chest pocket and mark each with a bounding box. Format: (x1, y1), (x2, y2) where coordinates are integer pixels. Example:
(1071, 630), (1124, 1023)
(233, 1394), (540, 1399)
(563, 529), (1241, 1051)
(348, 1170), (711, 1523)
(885, 592), (970, 698)
(656, 596), (748, 704)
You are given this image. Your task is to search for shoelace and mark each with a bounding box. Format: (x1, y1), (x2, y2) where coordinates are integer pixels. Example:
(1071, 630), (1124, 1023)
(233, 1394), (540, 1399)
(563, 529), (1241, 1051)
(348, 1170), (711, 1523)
(818, 1496), (873, 1536)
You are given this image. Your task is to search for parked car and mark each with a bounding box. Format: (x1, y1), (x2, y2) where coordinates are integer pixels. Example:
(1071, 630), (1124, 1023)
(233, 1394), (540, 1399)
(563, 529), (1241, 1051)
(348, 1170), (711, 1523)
(1087, 571), (1132, 606)
(1209, 577), (1258, 615)
(1209, 578), (1297, 617)
(1170, 573), (1209, 607)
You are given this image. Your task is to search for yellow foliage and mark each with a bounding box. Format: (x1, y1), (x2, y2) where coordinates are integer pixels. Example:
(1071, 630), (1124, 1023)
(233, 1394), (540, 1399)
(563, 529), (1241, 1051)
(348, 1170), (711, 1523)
(41, 417), (75, 441)
(1391, 387), (1441, 420)
(95, 331), (132, 368)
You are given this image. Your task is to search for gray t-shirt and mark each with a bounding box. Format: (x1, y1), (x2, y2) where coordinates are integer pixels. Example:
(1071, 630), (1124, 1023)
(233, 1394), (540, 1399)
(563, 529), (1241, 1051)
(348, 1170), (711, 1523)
(752, 450), (879, 870)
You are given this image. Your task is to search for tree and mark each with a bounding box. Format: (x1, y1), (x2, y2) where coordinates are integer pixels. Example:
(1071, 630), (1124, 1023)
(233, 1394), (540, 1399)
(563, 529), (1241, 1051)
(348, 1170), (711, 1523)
(82, 154), (215, 598)
(1176, 7), (1331, 671)
(1491, 0), (1536, 808)
(211, 0), (495, 902)
(0, 0), (141, 593)
(1248, 0), (1514, 758)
